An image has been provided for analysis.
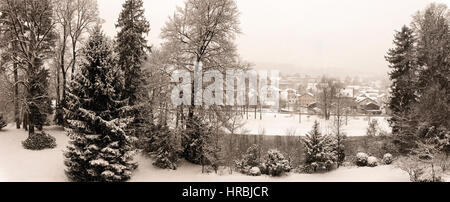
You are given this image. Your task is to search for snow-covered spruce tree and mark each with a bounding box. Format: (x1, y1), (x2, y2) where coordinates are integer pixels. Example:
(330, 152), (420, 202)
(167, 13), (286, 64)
(151, 125), (180, 170)
(64, 27), (137, 182)
(385, 25), (418, 152)
(115, 0), (151, 144)
(302, 121), (337, 172)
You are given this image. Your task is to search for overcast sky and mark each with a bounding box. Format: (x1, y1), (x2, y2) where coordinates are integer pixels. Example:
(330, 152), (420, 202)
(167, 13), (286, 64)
(98, 0), (450, 77)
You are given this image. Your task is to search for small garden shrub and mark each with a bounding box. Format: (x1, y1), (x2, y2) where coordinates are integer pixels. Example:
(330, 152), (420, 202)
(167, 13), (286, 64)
(356, 152), (369, 166)
(249, 167), (261, 176)
(383, 153), (393, 165)
(367, 156), (378, 167)
(236, 144), (262, 174)
(264, 149), (291, 176)
(22, 132), (57, 150)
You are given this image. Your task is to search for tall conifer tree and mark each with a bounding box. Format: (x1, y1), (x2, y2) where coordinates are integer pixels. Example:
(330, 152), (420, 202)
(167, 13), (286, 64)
(64, 27), (136, 182)
(115, 0), (151, 141)
(385, 25), (418, 152)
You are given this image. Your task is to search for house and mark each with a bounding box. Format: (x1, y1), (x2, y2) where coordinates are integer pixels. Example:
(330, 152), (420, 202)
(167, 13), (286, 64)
(306, 83), (318, 92)
(298, 93), (315, 107)
(340, 88), (354, 98)
(357, 97), (381, 114)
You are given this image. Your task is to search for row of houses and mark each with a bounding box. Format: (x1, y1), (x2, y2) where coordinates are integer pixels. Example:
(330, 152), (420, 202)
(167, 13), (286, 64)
(279, 87), (388, 115)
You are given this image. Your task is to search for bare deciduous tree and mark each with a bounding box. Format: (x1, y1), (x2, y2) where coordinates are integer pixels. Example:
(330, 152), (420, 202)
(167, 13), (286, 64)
(68, 0), (98, 80)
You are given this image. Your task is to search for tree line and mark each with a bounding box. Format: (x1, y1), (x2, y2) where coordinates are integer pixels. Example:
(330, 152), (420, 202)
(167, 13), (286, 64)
(386, 3), (449, 179)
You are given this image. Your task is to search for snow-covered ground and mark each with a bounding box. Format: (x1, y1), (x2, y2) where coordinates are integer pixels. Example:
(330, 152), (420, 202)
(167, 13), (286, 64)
(242, 113), (390, 136)
(0, 124), (414, 182)
(132, 155), (410, 182)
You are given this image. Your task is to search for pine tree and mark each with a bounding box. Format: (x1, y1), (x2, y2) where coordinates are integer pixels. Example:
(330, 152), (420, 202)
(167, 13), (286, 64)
(385, 25), (417, 135)
(303, 121), (337, 172)
(64, 27), (137, 182)
(115, 0), (151, 145)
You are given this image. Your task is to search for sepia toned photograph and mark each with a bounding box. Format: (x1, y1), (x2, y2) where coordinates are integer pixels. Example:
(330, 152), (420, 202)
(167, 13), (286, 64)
(0, 0), (449, 188)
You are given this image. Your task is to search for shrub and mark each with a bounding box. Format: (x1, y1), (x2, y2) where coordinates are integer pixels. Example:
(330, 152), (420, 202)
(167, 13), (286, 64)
(264, 149), (291, 176)
(413, 166), (444, 182)
(397, 157), (445, 182)
(258, 163), (268, 175)
(22, 132), (57, 150)
(383, 153), (393, 165)
(249, 167), (261, 176)
(356, 152), (369, 166)
(367, 156), (378, 167)
(236, 144), (262, 174)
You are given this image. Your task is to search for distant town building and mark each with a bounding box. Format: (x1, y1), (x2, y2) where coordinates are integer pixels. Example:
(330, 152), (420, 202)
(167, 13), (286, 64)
(298, 93), (315, 107)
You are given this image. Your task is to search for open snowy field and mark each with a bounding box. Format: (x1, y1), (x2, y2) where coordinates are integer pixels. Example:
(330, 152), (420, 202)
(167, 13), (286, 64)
(242, 113), (390, 136)
(0, 124), (415, 182)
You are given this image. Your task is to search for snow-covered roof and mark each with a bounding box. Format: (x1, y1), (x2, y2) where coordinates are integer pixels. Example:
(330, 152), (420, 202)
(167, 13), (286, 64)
(356, 96), (378, 104)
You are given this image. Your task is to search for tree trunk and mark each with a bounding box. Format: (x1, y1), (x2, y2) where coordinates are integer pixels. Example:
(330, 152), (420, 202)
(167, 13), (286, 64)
(71, 43), (76, 81)
(28, 114), (34, 136)
(23, 110), (28, 131)
(56, 64), (61, 107)
(13, 61), (20, 129)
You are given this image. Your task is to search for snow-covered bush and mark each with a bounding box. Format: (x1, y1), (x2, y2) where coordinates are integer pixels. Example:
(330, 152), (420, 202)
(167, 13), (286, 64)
(383, 153), (393, 165)
(264, 149), (291, 176)
(403, 162), (444, 182)
(22, 132), (57, 150)
(413, 166), (444, 182)
(0, 114), (7, 130)
(249, 167), (261, 176)
(367, 156), (378, 167)
(356, 152), (369, 166)
(397, 156), (445, 182)
(258, 163), (268, 175)
(236, 144), (262, 174)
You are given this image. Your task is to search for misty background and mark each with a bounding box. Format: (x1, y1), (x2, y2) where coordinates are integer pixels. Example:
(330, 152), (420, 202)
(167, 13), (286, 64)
(98, 0), (450, 78)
